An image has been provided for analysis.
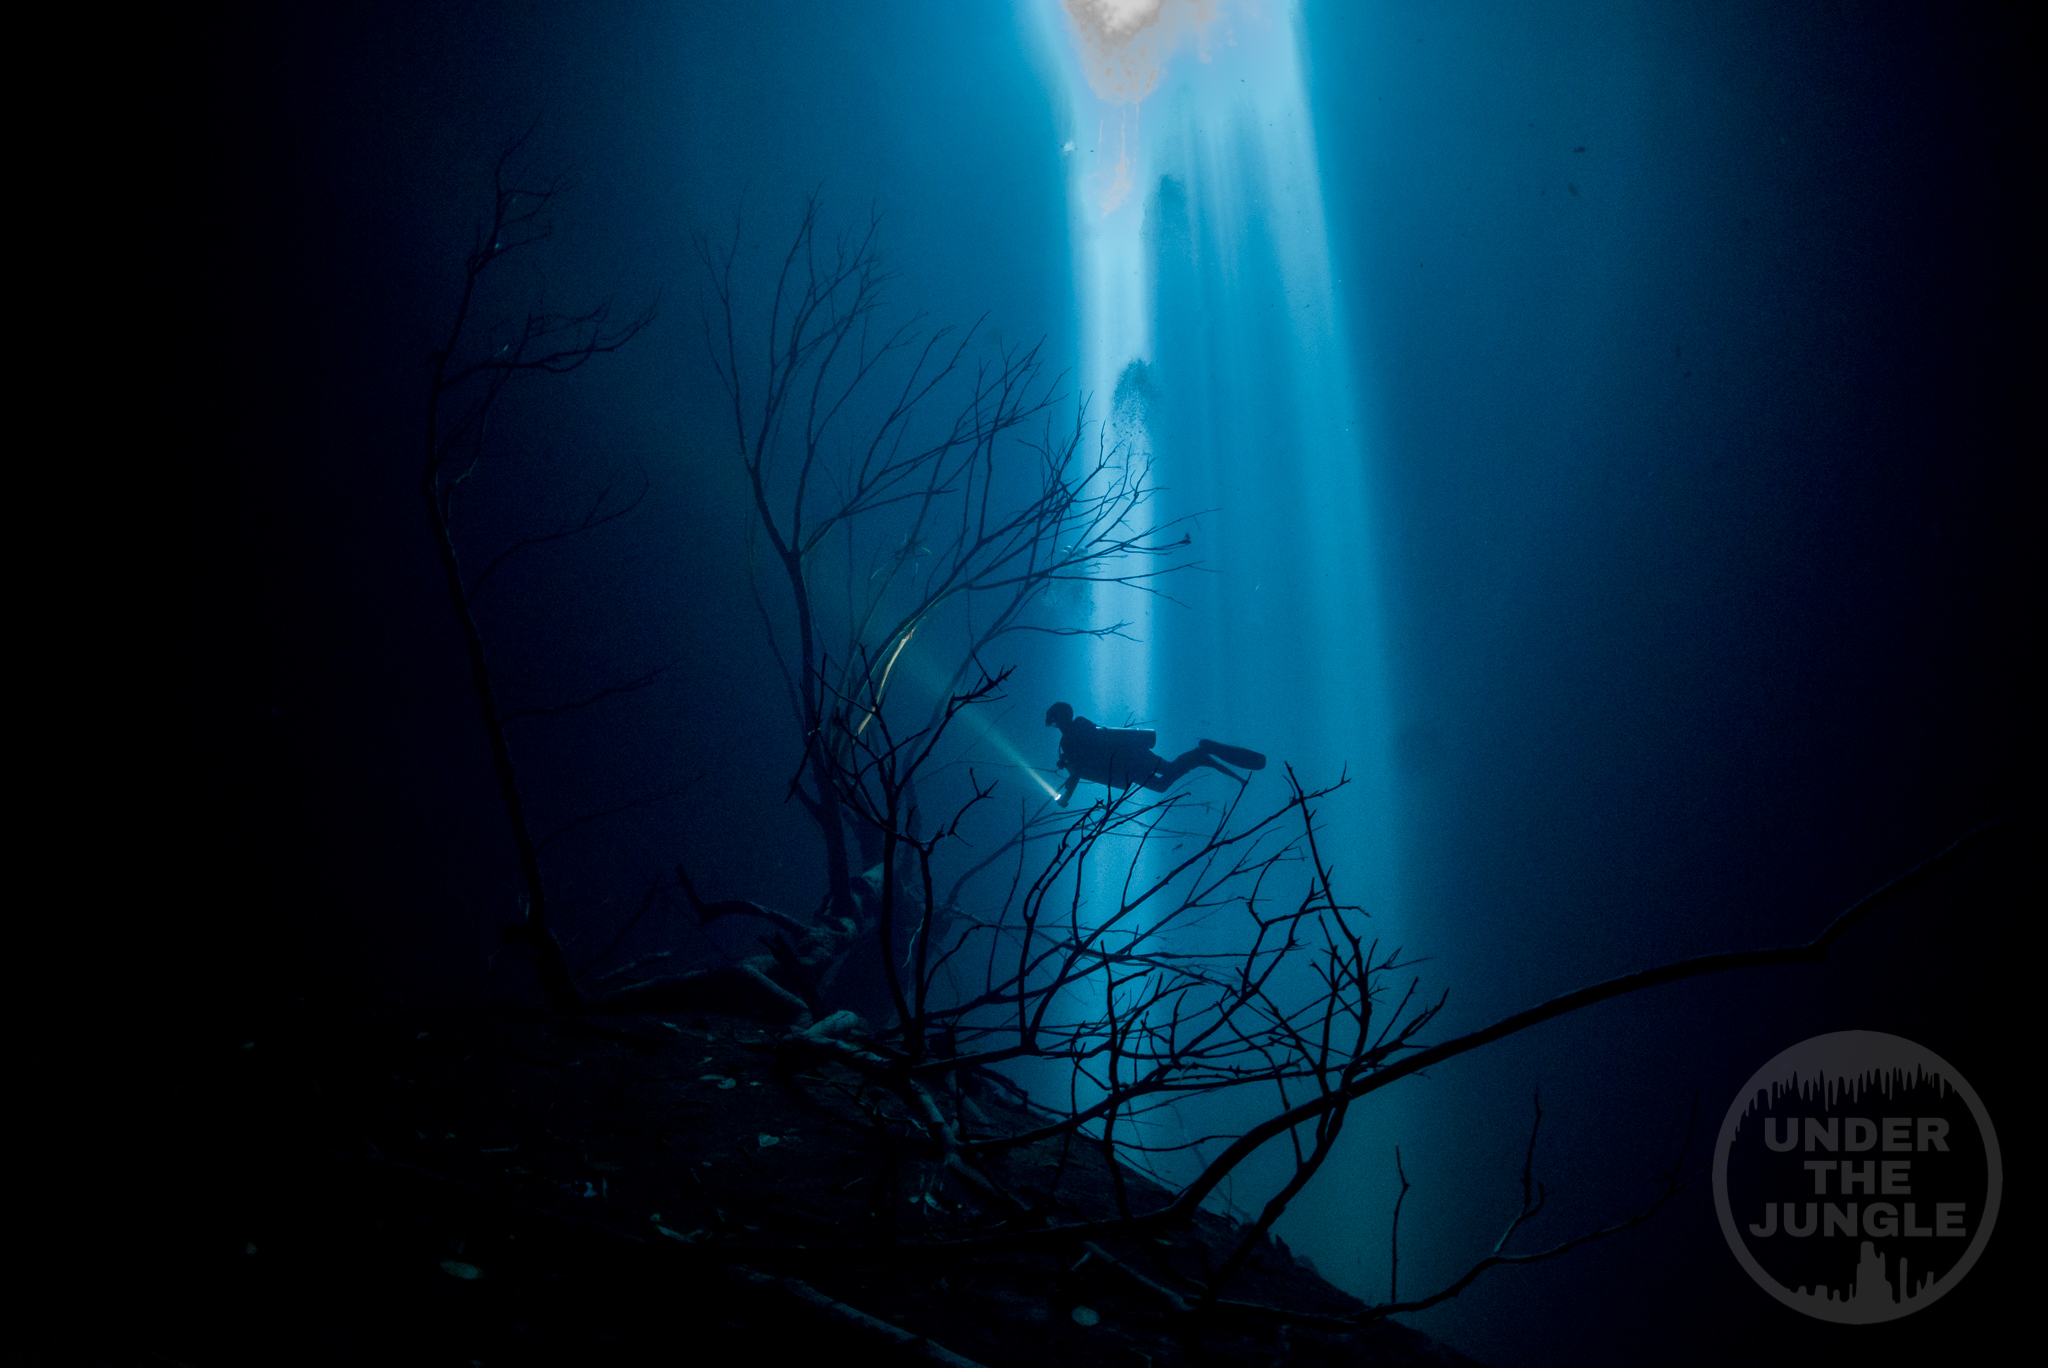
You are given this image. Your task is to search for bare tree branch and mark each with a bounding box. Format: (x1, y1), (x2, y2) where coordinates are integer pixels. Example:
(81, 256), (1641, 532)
(697, 197), (1195, 928)
(665, 192), (2014, 1335)
(468, 468), (652, 601)
(803, 814), (1999, 1290)
(1351, 1094), (1700, 1323)
(500, 656), (682, 724)
(418, 132), (660, 1011)
(536, 776), (706, 853)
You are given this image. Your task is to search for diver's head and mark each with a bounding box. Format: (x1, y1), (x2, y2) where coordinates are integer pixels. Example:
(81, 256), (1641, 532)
(1045, 701), (1074, 728)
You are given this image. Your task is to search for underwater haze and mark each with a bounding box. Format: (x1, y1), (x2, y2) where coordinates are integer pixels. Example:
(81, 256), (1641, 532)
(200, 2), (2033, 1364)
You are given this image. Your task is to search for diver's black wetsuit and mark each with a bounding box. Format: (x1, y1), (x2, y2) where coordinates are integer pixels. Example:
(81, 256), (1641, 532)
(1046, 705), (1266, 807)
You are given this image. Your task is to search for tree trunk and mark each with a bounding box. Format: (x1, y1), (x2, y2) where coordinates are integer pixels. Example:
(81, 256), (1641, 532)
(422, 471), (582, 1012)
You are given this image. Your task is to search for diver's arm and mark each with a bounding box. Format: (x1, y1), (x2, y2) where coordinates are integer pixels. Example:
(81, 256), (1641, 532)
(1057, 773), (1080, 807)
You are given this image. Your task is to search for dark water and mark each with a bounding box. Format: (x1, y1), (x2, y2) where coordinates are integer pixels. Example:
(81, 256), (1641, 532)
(191, 2), (2032, 1363)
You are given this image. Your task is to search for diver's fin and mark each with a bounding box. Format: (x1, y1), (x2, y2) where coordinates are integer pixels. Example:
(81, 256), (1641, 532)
(1199, 740), (1267, 771)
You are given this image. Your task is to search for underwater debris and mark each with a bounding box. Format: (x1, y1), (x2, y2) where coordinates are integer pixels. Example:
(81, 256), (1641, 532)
(800, 1009), (872, 1046)
(651, 1216), (709, 1243)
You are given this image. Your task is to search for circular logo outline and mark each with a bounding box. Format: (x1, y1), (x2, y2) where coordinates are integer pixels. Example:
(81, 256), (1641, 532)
(1712, 1030), (2001, 1323)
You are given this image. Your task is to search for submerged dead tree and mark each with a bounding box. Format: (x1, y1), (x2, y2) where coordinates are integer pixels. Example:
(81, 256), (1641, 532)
(410, 186), (2013, 1329)
(422, 135), (656, 1010)
(583, 199), (1192, 1022)
(696, 194), (1193, 929)
(612, 203), (2018, 1325)
(742, 667), (2004, 1320)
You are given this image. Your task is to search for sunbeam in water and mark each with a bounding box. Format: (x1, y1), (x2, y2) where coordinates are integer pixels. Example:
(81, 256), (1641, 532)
(1023, 0), (1404, 1230)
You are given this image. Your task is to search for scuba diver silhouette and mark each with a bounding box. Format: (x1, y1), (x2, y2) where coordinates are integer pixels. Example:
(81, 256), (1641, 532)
(1044, 701), (1267, 807)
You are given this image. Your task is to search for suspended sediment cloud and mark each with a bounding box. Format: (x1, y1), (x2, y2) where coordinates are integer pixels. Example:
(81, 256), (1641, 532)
(1059, 0), (1220, 105)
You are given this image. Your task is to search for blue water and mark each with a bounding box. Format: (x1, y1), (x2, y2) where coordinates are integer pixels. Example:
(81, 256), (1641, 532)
(1019, 0), (1407, 1258)
(244, 1), (2029, 1362)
